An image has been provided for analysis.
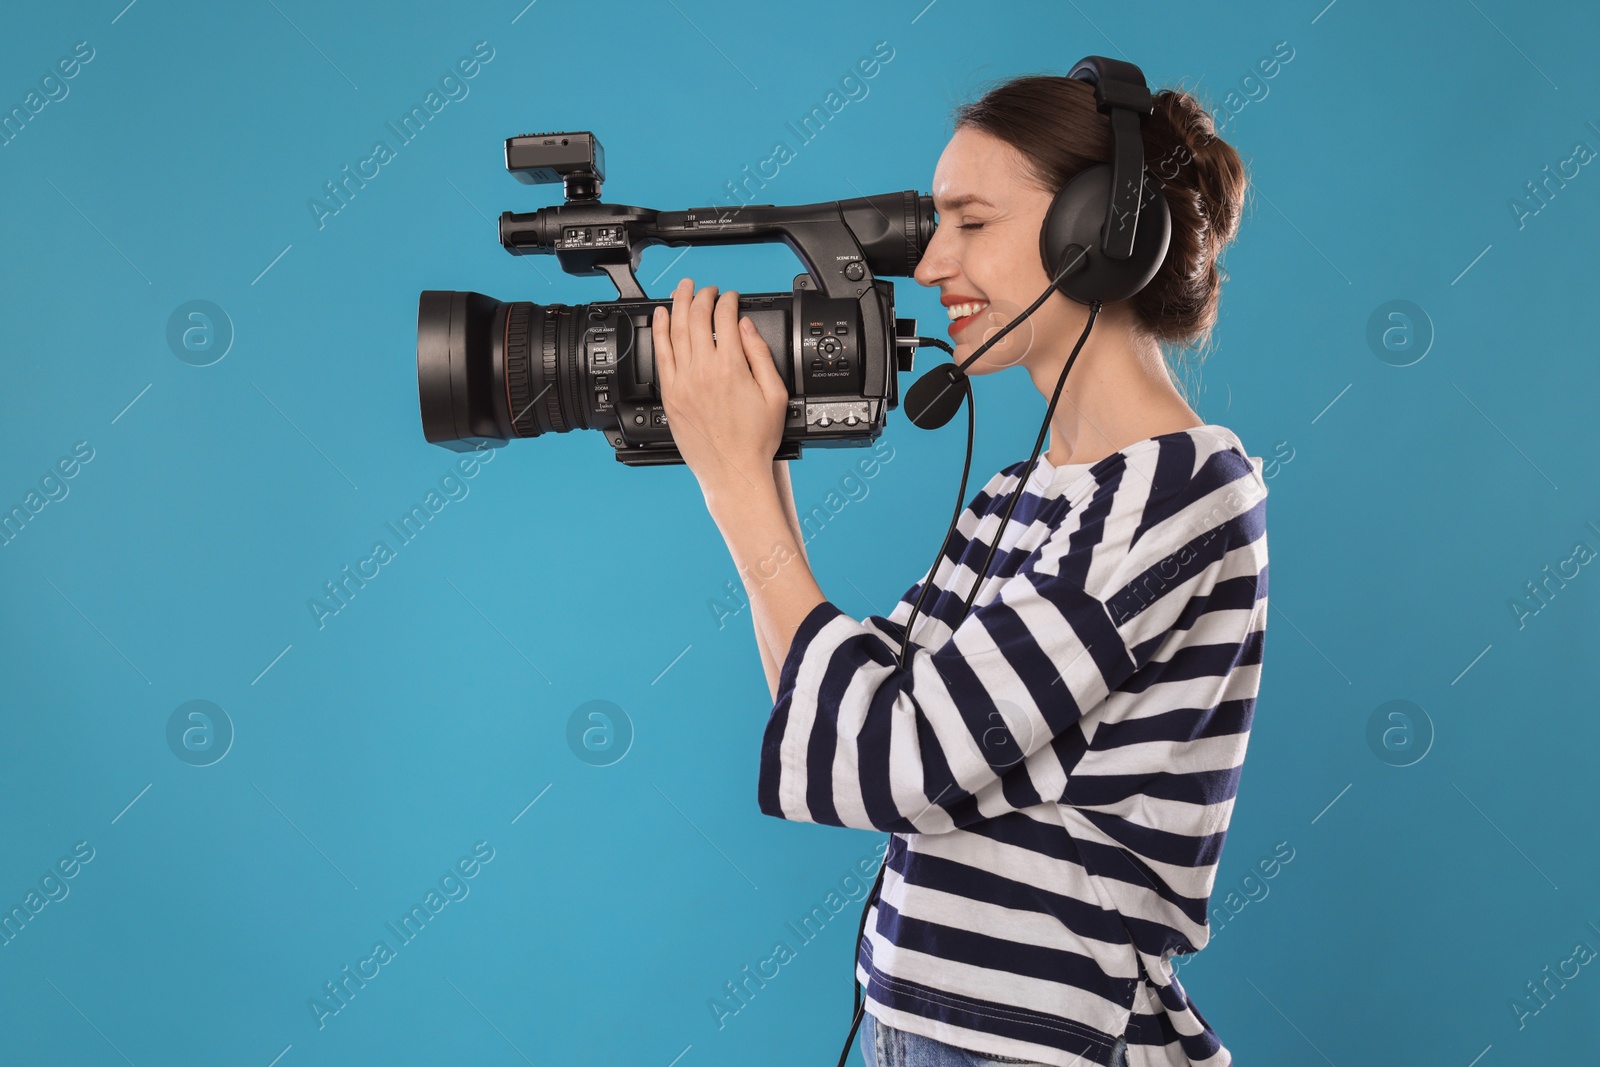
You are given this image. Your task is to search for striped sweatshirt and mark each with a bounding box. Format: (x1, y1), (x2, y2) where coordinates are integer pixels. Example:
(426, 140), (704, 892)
(758, 424), (1268, 1067)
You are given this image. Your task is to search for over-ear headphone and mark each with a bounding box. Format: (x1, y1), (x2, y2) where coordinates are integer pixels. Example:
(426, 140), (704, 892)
(1040, 55), (1172, 306)
(839, 55), (1171, 1067)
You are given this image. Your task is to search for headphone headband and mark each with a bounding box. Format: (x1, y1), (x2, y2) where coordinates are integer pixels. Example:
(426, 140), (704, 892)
(1066, 56), (1155, 114)
(1065, 56), (1156, 262)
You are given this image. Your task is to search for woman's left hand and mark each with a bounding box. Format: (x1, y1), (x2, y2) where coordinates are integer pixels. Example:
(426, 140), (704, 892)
(651, 276), (790, 496)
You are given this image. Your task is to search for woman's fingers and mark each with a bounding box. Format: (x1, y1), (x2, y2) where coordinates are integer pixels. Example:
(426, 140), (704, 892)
(713, 289), (741, 356)
(651, 303), (675, 392)
(738, 314), (786, 403)
(669, 277), (694, 374)
(689, 283), (719, 367)
(660, 278), (766, 393)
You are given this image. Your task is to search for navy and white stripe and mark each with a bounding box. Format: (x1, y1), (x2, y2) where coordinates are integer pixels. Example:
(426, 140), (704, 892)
(759, 425), (1269, 1067)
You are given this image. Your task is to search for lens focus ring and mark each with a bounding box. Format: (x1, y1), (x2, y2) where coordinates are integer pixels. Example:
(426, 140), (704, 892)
(540, 311), (565, 433)
(505, 303), (552, 437)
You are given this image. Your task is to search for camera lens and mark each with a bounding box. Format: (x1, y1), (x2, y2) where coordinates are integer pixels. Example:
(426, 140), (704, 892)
(417, 282), (883, 465)
(418, 290), (508, 450)
(418, 291), (591, 451)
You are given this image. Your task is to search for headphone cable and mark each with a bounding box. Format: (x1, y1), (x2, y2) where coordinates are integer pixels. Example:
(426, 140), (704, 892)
(836, 260), (1099, 1067)
(896, 249), (1092, 671)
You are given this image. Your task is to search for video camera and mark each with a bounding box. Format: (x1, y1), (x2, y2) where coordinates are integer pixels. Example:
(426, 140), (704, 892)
(416, 130), (935, 465)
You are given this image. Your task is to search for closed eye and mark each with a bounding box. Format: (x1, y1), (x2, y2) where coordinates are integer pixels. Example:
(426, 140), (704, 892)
(958, 222), (985, 230)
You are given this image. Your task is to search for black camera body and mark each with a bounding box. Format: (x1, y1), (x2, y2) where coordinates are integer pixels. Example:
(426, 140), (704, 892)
(417, 131), (935, 466)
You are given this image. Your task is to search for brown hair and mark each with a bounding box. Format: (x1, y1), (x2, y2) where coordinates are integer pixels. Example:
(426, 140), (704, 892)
(951, 73), (1249, 361)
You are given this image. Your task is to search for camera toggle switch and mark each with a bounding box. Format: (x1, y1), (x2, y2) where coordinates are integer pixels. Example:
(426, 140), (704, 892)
(586, 327), (614, 368)
(562, 225), (625, 248)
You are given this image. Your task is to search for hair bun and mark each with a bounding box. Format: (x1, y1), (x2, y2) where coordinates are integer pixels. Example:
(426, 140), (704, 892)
(1149, 87), (1246, 250)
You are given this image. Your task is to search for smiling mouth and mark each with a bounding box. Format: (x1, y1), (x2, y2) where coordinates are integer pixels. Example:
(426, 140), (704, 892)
(947, 301), (990, 337)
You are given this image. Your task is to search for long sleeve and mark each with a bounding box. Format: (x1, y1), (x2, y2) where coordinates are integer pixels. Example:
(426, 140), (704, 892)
(758, 444), (1268, 835)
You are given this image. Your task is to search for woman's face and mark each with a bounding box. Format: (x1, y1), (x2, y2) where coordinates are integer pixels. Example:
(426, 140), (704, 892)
(913, 125), (1087, 376)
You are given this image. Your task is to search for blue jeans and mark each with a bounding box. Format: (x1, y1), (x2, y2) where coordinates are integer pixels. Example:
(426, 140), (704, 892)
(861, 1011), (1129, 1067)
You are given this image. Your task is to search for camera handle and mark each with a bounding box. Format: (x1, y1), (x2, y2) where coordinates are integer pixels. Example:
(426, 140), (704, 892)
(497, 192), (932, 303)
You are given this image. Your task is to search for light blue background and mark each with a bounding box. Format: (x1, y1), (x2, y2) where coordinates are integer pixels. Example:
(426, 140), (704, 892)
(3, 1), (1598, 1064)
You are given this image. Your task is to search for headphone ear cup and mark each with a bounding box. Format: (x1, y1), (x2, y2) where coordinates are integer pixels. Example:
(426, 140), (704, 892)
(1039, 163), (1172, 305)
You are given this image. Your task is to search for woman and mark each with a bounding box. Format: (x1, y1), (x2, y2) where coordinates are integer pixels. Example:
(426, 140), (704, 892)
(652, 72), (1263, 1067)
